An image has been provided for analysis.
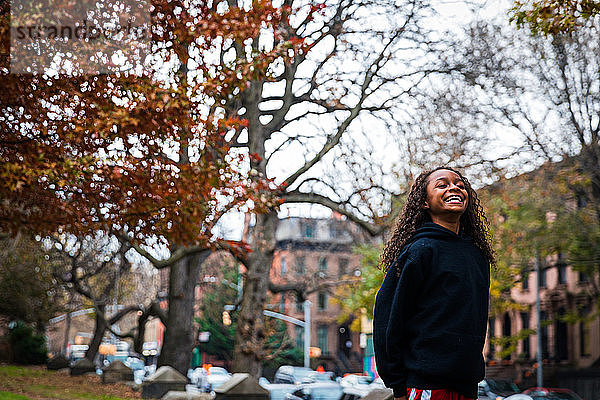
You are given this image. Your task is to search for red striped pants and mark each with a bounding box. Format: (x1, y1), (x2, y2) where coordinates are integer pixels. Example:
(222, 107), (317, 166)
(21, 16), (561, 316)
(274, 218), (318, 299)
(406, 387), (475, 400)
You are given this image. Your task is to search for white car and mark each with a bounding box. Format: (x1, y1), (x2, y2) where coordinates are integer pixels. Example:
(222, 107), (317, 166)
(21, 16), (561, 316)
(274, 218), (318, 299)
(206, 366), (232, 390)
(340, 374), (373, 391)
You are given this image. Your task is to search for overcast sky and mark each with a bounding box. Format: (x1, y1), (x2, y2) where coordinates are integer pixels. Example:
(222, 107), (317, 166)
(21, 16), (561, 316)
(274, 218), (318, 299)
(212, 0), (521, 241)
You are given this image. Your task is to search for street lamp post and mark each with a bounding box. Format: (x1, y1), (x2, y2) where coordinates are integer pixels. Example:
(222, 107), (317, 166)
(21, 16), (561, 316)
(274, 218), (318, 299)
(303, 300), (311, 369)
(535, 251), (543, 387)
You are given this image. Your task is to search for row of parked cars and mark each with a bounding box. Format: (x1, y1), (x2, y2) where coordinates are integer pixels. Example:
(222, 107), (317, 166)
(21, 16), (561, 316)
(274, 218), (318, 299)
(261, 366), (385, 400)
(186, 366), (583, 400)
(478, 379), (583, 400)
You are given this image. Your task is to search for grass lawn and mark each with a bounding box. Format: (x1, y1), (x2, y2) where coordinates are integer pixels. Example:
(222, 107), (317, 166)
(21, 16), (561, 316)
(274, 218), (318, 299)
(0, 365), (141, 400)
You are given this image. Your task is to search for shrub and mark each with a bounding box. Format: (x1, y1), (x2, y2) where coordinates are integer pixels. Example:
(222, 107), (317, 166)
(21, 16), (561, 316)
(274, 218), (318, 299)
(8, 321), (48, 365)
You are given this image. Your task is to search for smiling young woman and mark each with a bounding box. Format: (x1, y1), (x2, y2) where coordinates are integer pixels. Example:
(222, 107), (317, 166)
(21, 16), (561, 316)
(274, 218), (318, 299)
(374, 167), (495, 400)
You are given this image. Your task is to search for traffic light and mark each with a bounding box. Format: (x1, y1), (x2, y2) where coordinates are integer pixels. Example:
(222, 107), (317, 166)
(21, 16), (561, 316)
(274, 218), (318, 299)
(222, 311), (232, 326)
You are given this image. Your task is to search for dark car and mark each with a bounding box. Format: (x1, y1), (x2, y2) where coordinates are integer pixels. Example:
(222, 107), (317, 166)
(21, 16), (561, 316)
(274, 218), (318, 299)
(284, 382), (344, 400)
(274, 366), (314, 385)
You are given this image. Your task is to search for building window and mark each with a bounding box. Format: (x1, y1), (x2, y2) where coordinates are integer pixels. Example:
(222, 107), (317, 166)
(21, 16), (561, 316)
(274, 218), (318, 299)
(540, 311), (549, 359)
(576, 194), (588, 209)
(579, 271), (589, 283)
(317, 325), (328, 355)
(522, 271), (529, 290)
(317, 292), (328, 311)
(281, 256), (287, 276)
(329, 224), (339, 239)
(302, 222), (314, 238)
(279, 293), (286, 313)
(338, 258), (348, 278)
(555, 307), (568, 361)
(295, 256), (305, 275)
(539, 268), (547, 288)
(318, 257), (328, 272)
(580, 306), (591, 357)
(295, 294), (303, 312)
(295, 325), (304, 349)
(556, 254), (567, 284)
(520, 312), (530, 358)
(502, 313), (512, 360)
(488, 317), (495, 359)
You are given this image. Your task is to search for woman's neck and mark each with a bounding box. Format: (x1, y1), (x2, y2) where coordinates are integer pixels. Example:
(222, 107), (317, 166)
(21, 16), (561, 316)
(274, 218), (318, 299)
(429, 215), (461, 234)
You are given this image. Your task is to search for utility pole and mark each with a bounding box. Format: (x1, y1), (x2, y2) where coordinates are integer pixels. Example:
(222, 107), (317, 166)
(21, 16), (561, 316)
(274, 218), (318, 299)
(304, 300), (311, 369)
(535, 251), (543, 387)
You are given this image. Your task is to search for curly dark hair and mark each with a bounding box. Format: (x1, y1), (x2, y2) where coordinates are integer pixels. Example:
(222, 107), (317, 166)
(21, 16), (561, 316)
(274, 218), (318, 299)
(379, 166), (495, 273)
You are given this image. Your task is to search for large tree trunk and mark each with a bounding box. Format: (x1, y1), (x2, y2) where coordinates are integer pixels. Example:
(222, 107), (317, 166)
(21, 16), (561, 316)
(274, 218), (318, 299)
(158, 251), (209, 374)
(62, 310), (71, 355)
(232, 211), (278, 376)
(86, 303), (107, 363)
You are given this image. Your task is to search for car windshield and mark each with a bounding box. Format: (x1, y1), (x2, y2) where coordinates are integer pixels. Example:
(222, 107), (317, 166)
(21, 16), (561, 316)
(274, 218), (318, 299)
(209, 367), (229, 375)
(309, 373), (334, 382)
(293, 369), (314, 381)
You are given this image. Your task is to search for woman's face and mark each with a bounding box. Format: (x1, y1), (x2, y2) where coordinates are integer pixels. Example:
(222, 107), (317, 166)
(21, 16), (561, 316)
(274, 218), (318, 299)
(424, 169), (469, 218)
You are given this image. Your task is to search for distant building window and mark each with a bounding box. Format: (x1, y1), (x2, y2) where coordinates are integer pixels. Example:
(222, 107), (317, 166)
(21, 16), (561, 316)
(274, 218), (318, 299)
(540, 311), (549, 359)
(579, 271), (589, 283)
(488, 317), (496, 359)
(295, 256), (305, 275)
(279, 293), (286, 313)
(539, 268), (547, 288)
(329, 223), (343, 239)
(318, 257), (328, 272)
(520, 312), (530, 358)
(318, 292), (328, 311)
(317, 325), (328, 354)
(302, 222), (314, 238)
(557, 263), (566, 284)
(281, 256), (287, 276)
(295, 325), (304, 349)
(580, 306), (591, 357)
(577, 194), (588, 209)
(522, 271), (529, 290)
(502, 313), (512, 360)
(338, 258), (349, 278)
(296, 294), (303, 312)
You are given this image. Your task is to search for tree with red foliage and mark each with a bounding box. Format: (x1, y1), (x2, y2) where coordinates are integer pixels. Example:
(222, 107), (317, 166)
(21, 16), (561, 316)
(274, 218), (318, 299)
(1, 0), (304, 373)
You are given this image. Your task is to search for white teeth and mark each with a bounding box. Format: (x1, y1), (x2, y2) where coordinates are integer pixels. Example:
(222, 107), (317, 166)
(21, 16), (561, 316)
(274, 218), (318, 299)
(445, 196), (462, 202)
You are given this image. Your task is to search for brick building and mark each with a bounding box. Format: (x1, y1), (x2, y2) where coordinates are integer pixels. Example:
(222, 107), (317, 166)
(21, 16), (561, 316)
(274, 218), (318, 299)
(268, 215), (366, 374)
(481, 162), (600, 394)
(486, 254), (599, 370)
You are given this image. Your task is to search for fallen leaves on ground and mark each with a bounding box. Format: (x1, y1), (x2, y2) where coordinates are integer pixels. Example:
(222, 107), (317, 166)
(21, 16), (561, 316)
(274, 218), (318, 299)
(0, 365), (141, 400)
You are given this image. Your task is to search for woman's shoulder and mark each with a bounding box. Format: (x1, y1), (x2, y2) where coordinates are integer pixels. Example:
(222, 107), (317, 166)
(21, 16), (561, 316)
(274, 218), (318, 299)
(405, 236), (435, 252)
(401, 237), (435, 262)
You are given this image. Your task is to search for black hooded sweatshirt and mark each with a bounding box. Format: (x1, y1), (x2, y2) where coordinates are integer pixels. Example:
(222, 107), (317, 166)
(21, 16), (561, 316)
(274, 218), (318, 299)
(373, 222), (490, 398)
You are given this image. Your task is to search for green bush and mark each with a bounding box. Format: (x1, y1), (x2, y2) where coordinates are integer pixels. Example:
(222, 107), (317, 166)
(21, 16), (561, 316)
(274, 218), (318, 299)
(8, 321), (48, 365)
